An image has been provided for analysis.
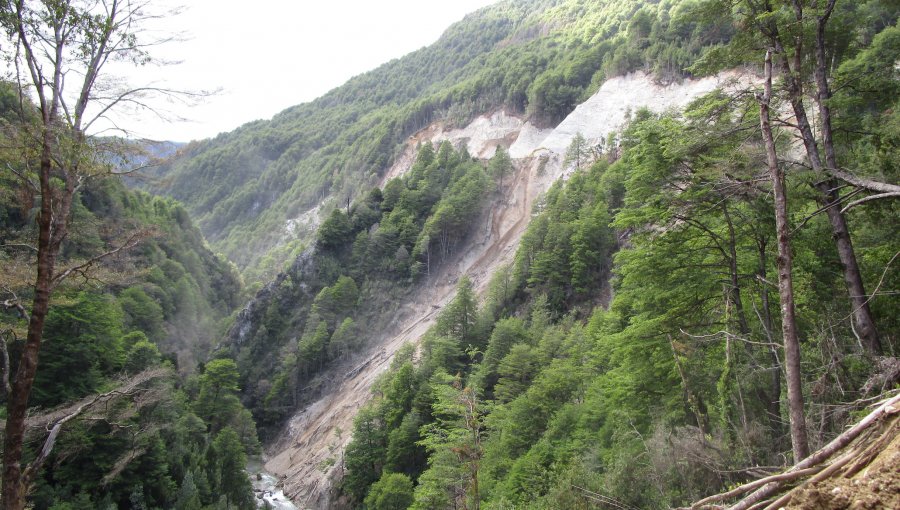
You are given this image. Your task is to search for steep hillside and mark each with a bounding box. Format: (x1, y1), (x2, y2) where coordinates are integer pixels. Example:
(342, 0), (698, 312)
(245, 69), (750, 507)
(114, 1), (897, 509)
(134, 0), (733, 279)
(0, 173), (255, 507)
(243, 4), (897, 508)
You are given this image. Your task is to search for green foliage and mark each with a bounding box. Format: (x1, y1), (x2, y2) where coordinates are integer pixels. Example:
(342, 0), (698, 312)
(385, 412), (427, 477)
(513, 161), (616, 312)
(343, 13), (900, 507)
(197, 358), (243, 433)
(124, 337), (162, 373)
(328, 317), (359, 360)
(313, 275), (359, 328)
(3, 183), (250, 506)
(236, 142), (494, 433)
(135, 0), (732, 280)
(174, 471), (202, 510)
(562, 132), (592, 170)
(488, 146), (514, 188)
(342, 405), (388, 502)
(474, 317), (529, 394)
(32, 292), (125, 407)
(1, 99), (251, 510)
(318, 209), (353, 250)
(414, 371), (484, 510)
(434, 277), (480, 350)
(364, 472), (415, 510)
(119, 286), (165, 342)
(211, 428), (255, 509)
(831, 24), (900, 187)
(493, 343), (539, 403)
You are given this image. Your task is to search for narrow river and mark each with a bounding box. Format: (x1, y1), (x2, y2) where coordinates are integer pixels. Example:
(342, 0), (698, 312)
(248, 459), (299, 510)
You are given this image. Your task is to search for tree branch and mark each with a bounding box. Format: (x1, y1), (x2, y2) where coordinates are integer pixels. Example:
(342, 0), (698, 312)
(790, 187), (865, 234)
(1, 302), (28, 324)
(49, 229), (150, 289)
(840, 191), (900, 213)
(7, 367), (170, 489)
(725, 393), (900, 510)
(685, 466), (823, 509)
(828, 168), (900, 194)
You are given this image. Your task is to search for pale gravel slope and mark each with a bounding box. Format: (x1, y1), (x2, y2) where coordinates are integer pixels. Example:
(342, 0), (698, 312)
(263, 70), (753, 509)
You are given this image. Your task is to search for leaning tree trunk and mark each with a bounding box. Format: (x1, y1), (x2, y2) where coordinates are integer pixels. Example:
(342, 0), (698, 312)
(774, 0), (881, 355)
(759, 50), (810, 461)
(812, 179), (880, 354)
(809, 0), (881, 355)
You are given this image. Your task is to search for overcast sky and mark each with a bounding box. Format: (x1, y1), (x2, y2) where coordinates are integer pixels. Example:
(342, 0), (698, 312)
(101, 0), (497, 142)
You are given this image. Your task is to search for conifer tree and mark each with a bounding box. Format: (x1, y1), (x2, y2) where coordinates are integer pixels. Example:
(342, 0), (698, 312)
(175, 471), (203, 510)
(488, 146), (514, 189)
(563, 132), (592, 170)
(364, 472), (415, 510)
(211, 428), (254, 509)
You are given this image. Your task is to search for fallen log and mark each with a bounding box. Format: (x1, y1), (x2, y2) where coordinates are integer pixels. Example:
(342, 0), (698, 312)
(680, 392), (900, 510)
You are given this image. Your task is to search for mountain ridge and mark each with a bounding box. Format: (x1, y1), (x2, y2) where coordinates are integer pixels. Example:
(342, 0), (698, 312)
(131, 0), (730, 279)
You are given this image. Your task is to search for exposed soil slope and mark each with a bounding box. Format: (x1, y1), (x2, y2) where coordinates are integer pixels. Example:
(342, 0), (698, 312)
(262, 71), (749, 508)
(265, 152), (546, 510)
(786, 424), (900, 510)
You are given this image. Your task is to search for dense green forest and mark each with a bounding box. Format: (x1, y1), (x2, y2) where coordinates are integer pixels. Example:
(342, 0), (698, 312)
(334, 2), (900, 509)
(1, 174), (260, 507)
(0, 1), (261, 506)
(226, 141), (494, 434)
(135, 0), (734, 281)
(1, 0), (898, 509)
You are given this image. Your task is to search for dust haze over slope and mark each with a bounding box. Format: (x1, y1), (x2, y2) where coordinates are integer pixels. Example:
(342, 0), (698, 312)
(263, 70), (751, 508)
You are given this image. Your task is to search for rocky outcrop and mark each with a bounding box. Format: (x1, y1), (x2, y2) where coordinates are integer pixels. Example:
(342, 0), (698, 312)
(223, 248), (317, 350)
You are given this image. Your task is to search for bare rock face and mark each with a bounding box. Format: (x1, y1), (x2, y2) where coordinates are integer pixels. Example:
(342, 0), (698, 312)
(224, 248), (317, 351)
(263, 70), (754, 509)
(436, 111), (525, 159)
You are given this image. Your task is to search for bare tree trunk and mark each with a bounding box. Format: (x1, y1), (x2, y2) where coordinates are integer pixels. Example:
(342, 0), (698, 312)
(771, 0), (881, 355)
(758, 50), (809, 461)
(2, 147), (56, 510)
(809, 1), (881, 355)
(812, 180), (880, 353)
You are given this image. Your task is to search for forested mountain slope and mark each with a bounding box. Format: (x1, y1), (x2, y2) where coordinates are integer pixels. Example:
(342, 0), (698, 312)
(135, 0), (733, 280)
(195, 0), (898, 508)
(1, 0), (894, 509)
(1, 159), (260, 507)
(322, 2), (899, 508)
(250, 69), (745, 507)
